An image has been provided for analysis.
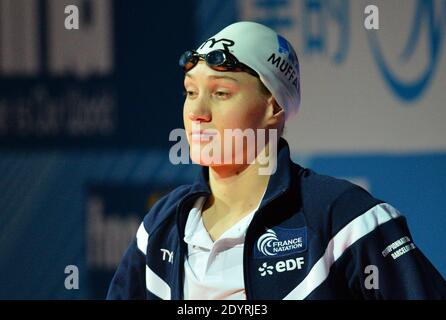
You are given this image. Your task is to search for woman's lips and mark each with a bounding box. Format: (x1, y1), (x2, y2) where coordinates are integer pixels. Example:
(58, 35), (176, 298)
(191, 130), (217, 142)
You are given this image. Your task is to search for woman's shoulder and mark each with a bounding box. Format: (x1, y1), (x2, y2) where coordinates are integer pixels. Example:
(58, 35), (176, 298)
(297, 166), (383, 234)
(141, 184), (193, 233)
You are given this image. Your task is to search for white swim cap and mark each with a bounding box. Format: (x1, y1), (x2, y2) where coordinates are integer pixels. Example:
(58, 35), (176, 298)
(196, 21), (301, 121)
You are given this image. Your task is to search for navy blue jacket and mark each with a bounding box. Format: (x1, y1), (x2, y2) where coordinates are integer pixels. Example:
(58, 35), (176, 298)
(107, 139), (446, 299)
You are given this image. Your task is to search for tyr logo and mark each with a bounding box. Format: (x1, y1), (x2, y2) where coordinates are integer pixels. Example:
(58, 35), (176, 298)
(160, 248), (174, 263)
(198, 38), (235, 51)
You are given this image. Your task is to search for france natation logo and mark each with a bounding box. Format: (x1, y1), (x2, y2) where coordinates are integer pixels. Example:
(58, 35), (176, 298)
(257, 229), (279, 256)
(255, 227), (307, 258)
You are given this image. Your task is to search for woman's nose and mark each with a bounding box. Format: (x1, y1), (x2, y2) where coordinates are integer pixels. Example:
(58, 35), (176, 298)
(187, 96), (211, 122)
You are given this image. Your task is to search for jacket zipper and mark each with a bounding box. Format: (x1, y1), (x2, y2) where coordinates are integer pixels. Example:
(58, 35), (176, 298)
(175, 191), (210, 300)
(243, 188), (287, 300)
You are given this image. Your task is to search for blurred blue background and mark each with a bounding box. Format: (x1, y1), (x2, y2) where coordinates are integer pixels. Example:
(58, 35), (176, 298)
(0, 0), (445, 299)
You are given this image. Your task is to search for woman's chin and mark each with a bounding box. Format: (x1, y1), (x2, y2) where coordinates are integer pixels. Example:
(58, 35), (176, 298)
(190, 156), (225, 167)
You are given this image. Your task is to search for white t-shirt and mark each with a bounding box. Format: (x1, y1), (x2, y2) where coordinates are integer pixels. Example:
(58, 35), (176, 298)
(183, 195), (263, 300)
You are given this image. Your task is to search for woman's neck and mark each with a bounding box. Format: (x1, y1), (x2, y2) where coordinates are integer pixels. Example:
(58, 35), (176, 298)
(207, 159), (270, 216)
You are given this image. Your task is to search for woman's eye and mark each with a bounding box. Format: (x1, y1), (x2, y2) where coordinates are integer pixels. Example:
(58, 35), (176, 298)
(214, 91), (230, 98)
(183, 90), (197, 98)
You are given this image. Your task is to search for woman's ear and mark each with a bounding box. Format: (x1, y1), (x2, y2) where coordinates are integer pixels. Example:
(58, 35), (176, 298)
(273, 99), (284, 115)
(266, 96), (285, 125)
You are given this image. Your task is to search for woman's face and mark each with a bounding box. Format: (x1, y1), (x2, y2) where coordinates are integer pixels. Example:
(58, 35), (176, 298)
(183, 61), (273, 167)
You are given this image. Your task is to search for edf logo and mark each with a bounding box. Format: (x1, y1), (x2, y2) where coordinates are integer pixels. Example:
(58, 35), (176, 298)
(258, 257), (305, 276)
